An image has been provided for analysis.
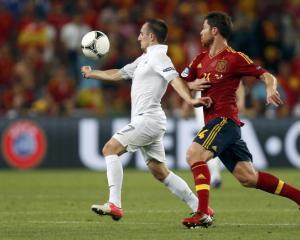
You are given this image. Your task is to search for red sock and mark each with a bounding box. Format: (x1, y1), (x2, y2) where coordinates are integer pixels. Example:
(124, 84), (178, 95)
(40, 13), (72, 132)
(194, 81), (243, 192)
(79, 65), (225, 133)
(191, 161), (210, 214)
(256, 172), (300, 206)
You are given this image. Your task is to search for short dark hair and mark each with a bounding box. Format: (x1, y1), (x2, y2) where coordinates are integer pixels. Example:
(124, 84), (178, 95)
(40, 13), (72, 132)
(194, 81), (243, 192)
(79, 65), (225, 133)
(146, 19), (168, 43)
(205, 11), (233, 40)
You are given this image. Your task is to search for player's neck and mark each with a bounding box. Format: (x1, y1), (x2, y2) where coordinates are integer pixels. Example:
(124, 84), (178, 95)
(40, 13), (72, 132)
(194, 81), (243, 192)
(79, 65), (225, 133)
(209, 39), (228, 58)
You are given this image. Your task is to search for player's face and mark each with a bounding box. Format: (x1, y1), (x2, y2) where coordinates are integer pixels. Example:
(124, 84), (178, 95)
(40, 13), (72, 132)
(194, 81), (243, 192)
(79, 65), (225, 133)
(200, 20), (214, 48)
(138, 23), (152, 51)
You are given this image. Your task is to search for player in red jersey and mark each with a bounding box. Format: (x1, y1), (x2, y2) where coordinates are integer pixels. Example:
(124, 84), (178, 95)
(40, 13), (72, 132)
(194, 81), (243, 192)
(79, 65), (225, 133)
(180, 11), (300, 229)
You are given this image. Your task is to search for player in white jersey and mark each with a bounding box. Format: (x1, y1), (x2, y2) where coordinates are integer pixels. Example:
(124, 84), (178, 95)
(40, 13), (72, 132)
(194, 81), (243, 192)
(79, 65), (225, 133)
(81, 19), (214, 221)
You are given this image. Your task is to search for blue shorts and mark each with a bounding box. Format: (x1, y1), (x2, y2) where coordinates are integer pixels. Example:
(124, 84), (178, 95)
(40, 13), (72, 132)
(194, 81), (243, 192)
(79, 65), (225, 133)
(193, 117), (252, 172)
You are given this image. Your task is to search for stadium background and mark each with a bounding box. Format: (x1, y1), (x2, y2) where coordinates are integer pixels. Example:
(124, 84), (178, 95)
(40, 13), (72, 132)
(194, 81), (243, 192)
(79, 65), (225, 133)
(1, 1), (300, 240)
(0, 0), (299, 170)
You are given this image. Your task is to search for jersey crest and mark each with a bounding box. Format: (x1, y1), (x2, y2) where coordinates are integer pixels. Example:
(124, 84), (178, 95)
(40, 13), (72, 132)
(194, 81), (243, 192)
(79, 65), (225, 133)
(216, 59), (228, 72)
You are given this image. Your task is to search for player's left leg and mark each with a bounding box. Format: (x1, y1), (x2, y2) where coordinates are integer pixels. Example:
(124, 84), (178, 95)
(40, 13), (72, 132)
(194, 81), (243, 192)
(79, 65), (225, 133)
(147, 159), (201, 213)
(220, 137), (300, 208)
(143, 138), (204, 214)
(207, 157), (222, 188)
(233, 161), (300, 207)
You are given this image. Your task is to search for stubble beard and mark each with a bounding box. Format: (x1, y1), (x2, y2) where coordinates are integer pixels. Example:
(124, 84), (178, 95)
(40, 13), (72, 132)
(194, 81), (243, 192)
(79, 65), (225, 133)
(202, 36), (214, 49)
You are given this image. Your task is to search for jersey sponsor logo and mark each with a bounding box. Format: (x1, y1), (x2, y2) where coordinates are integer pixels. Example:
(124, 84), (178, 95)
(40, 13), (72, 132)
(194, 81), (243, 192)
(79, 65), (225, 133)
(181, 67), (190, 77)
(216, 60), (228, 72)
(1, 120), (47, 169)
(163, 67), (175, 72)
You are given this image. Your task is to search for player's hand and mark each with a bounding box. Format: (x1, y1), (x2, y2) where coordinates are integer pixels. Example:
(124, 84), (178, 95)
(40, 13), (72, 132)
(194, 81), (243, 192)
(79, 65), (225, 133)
(188, 78), (211, 91)
(81, 66), (92, 78)
(191, 96), (213, 108)
(266, 88), (283, 107)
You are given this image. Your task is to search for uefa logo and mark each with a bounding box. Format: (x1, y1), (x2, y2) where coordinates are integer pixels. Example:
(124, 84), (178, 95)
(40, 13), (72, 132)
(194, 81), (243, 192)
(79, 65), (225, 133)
(1, 120), (47, 169)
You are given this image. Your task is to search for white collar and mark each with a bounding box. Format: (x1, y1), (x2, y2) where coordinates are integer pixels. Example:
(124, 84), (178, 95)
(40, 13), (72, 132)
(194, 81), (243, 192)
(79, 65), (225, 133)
(146, 44), (168, 54)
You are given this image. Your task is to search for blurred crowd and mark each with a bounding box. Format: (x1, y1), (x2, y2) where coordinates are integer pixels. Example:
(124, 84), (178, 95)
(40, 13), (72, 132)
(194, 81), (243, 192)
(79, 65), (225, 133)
(0, 0), (300, 118)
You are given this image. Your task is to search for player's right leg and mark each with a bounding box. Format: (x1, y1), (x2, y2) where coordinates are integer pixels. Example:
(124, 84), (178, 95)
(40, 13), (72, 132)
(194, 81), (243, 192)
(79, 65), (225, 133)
(91, 137), (126, 221)
(182, 117), (234, 228)
(93, 116), (164, 221)
(181, 142), (214, 228)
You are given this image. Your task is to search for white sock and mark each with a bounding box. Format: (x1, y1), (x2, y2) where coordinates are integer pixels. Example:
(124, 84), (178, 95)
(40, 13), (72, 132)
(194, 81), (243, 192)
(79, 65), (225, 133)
(163, 171), (198, 212)
(105, 155), (123, 208)
(207, 157), (221, 183)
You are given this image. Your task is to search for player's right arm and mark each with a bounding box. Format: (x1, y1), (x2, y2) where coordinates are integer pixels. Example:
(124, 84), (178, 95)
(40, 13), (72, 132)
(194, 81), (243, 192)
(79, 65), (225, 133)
(81, 55), (142, 82)
(81, 66), (124, 81)
(181, 54), (210, 91)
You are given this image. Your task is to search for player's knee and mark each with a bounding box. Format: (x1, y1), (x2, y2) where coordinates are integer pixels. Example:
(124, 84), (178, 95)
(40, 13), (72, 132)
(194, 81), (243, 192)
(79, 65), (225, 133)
(153, 171), (167, 182)
(102, 141), (116, 156)
(237, 175), (257, 188)
(148, 160), (169, 182)
(186, 148), (196, 166)
(150, 167), (169, 182)
(186, 147), (207, 166)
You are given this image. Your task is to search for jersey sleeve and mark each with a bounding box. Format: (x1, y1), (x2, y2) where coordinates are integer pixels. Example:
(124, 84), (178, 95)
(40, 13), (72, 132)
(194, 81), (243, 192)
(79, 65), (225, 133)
(119, 56), (142, 80)
(180, 57), (197, 82)
(234, 52), (266, 77)
(151, 52), (179, 82)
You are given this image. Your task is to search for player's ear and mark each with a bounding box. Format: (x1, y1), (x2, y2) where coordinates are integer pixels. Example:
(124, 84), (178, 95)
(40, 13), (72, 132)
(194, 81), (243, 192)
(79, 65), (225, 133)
(211, 27), (218, 36)
(150, 32), (157, 43)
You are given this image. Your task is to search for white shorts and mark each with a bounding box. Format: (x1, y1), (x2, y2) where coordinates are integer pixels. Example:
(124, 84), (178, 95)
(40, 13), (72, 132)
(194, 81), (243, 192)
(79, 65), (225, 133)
(113, 114), (167, 162)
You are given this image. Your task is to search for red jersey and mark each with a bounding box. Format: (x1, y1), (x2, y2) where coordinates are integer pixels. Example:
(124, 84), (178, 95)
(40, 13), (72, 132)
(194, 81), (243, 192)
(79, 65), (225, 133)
(181, 47), (266, 126)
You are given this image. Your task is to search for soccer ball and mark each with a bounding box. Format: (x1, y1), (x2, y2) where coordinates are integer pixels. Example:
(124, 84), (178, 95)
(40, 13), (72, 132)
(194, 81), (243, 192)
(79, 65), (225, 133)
(81, 31), (110, 60)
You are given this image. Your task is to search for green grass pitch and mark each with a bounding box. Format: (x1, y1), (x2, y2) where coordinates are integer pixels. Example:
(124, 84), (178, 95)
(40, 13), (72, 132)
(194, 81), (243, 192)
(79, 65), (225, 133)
(0, 169), (299, 240)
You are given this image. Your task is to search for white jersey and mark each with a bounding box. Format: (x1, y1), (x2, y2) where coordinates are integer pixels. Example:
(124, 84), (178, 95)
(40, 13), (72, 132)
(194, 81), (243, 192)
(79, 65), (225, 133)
(119, 44), (179, 119)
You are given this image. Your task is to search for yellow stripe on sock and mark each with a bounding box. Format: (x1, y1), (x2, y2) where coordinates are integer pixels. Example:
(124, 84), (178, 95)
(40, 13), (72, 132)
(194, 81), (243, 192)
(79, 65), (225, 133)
(196, 184), (210, 191)
(275, 180), (284, 195)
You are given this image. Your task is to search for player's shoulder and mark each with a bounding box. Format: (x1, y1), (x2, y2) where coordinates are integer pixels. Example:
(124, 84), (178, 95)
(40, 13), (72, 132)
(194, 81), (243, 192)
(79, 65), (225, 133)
(225, 47), (253, 64)
(150, 50), (170, 62)
(189, 50), (208, 67)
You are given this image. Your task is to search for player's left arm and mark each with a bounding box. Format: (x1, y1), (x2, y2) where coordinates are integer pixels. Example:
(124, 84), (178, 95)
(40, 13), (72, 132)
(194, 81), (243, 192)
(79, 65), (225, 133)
(259, 72), (284, 107)
(235, 52), (283, 107)
(236, 81), (245, 112)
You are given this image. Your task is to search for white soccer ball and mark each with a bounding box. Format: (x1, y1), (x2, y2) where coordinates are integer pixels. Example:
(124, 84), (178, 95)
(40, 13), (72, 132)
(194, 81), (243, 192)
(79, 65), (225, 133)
(81, 31), (110, 60)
